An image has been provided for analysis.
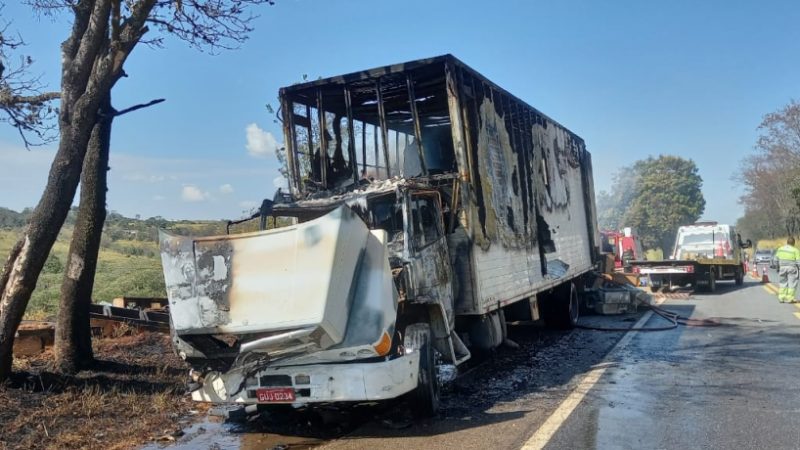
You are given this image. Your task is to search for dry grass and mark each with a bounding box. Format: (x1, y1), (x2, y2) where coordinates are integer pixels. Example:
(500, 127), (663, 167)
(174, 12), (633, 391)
(0, 332), (204, 450)
(757, 237), (788, 250)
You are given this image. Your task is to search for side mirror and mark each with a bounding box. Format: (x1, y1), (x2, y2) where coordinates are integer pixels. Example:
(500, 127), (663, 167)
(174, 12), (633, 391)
(739, 239), (752, 249)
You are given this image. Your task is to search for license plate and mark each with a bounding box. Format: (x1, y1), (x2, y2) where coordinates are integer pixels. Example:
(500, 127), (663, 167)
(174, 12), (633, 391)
(256, 387), (296, 403)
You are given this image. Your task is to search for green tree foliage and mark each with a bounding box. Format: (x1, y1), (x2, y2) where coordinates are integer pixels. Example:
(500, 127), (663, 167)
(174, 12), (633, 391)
(597, 169), (640, 230)
(737, 100), (800, 240)
(598, 155), (705, 253)
(0, 207), (238, 317)
(624, 156), (705, 252)
(736, 205), (783, 243)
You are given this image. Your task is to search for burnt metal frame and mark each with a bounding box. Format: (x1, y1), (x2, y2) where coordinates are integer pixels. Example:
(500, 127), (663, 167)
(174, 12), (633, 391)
(343, 84), (360, 185)
(316, 91), (328, 188)
(282, 98), (298, 195)
(406, 73), (429, 176)
(375, 78), (392, 177)
(280, 55), (587, 199)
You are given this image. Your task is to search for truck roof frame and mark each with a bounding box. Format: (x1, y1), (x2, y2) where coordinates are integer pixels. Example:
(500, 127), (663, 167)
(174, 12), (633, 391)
(279, 54), (583, 145)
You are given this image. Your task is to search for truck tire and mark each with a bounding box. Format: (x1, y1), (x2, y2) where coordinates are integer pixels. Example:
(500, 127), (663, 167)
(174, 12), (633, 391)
(708, 268), (716, 293)
(404, 323), (439, 416)
(735, 266), (744, 286)
(540, 282), (579, 329)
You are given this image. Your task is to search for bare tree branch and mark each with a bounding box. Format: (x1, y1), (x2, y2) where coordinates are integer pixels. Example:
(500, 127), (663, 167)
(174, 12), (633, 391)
(146, 0), (273, 52)
(113, 97), (164, 116)
(0, 2), (60, 147)
(737, 99), (800, 239)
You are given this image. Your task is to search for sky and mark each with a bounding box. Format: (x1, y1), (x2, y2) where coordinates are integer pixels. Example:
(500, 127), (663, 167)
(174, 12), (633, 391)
(1, 0), (798, 223)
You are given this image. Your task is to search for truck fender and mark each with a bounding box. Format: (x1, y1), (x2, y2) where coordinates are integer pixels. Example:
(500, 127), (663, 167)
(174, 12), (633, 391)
(399, 302), (463, 364)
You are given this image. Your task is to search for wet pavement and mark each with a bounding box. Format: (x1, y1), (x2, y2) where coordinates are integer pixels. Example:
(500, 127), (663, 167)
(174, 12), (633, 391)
(546, 275), (800, 450)
(145, 276), (797, 449)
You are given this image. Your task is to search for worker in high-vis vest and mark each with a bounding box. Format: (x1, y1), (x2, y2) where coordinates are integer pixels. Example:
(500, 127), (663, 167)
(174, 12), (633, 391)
(775, 237), (800, 303)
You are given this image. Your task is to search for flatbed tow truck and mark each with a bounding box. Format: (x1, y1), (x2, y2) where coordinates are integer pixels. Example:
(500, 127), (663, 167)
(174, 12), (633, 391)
(629, 222), (751, 292)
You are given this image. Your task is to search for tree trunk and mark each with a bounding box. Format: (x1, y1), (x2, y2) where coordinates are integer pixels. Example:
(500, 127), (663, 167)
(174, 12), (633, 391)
(0, 129), (89, 379)
(0, 0), (119, 381)
(53, 96), (113, 374)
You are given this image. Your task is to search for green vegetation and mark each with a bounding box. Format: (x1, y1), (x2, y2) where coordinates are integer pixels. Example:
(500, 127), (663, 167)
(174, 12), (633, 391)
(597, 155), (706, 254)
(737, 100), (800, 242)
(756, 237), (787, 251)
(0, 207), (238, 319)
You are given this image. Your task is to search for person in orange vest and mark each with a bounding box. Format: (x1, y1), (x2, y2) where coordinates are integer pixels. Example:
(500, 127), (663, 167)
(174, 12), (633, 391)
(775, 237), (800, 303)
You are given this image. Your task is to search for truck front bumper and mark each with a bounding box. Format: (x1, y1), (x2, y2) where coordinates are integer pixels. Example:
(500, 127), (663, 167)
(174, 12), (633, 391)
(192, 352), (420, 405)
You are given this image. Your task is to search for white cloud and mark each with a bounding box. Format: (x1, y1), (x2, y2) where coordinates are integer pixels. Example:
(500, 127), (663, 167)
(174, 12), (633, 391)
(245, 123), (280, 158)
(273, 176), (288, 190)
(153, 195), (166, 201)
(181, 185), (209, 202)
(219, 183), (234, 194)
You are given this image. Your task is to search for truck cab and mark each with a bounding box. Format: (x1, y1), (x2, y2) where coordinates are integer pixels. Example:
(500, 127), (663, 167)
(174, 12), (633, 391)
(160, 182), (466, 414)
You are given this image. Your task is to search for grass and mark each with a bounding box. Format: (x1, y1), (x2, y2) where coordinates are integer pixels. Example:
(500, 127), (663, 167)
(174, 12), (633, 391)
(0, 228), (167, 319)
(0, 213), (222, 449)
(1, 332), (202, 450)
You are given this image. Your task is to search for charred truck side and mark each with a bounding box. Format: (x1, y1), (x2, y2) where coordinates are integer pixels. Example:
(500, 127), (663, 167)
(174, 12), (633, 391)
(160, 55), (600, 415)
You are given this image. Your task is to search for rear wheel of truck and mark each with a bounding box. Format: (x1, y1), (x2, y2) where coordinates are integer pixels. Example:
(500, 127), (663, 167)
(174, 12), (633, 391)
(540, 282), (579, 329)
(734, 266), (744, 286)
(405, 323), (439, 417)
(707, 268), (717, 293)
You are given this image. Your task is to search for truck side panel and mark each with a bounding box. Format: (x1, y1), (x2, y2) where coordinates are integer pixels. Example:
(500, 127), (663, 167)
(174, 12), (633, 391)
(536, 125), (593, 285)
(451, 65), (595, 314)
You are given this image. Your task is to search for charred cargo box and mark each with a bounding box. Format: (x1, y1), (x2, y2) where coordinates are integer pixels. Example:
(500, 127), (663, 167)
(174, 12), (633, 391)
(280, 54), (600, 319)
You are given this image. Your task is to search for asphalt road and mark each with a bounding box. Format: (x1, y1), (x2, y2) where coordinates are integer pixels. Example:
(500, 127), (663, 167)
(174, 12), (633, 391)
(544, 272), (800, 450)
(156, 273), (800, 450)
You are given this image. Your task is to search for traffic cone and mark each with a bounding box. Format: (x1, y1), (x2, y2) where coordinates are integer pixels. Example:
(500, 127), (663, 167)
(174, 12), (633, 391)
(761, 265), (769, 283)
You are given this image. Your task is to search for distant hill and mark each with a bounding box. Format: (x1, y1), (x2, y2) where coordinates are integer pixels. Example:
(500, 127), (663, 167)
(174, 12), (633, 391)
(0, 207), (29, 228)
(0, 207), (261, 319)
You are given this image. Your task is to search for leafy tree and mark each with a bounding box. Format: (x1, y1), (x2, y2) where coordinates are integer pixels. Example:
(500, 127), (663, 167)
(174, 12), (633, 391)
(737, 100), (800, 238)
(596, 167), (641, 230)
(736, 204), (783, 243)
(623, 156), (705, 252)
(598, 155), (705, 253)
(0, 0), (276, 380)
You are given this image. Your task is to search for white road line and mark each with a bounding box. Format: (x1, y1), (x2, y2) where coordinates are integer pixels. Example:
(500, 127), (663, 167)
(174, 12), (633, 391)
(520, 309), (655, 450)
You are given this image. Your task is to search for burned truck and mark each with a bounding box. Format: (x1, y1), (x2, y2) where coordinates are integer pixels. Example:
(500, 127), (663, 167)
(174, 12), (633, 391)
(159, 55), (600, 414)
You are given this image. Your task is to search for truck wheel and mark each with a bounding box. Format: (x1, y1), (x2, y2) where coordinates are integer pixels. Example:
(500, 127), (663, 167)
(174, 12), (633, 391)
(708, 268), (717, 293)
(540, 282), (579, 329)
(404, 323), (439, 417)
(735, 267), (744, 286)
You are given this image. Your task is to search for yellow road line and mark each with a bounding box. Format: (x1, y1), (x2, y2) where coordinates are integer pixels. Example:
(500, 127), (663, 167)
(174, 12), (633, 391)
(764, 284), (779, 294)
(793, 312), (800, 320)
